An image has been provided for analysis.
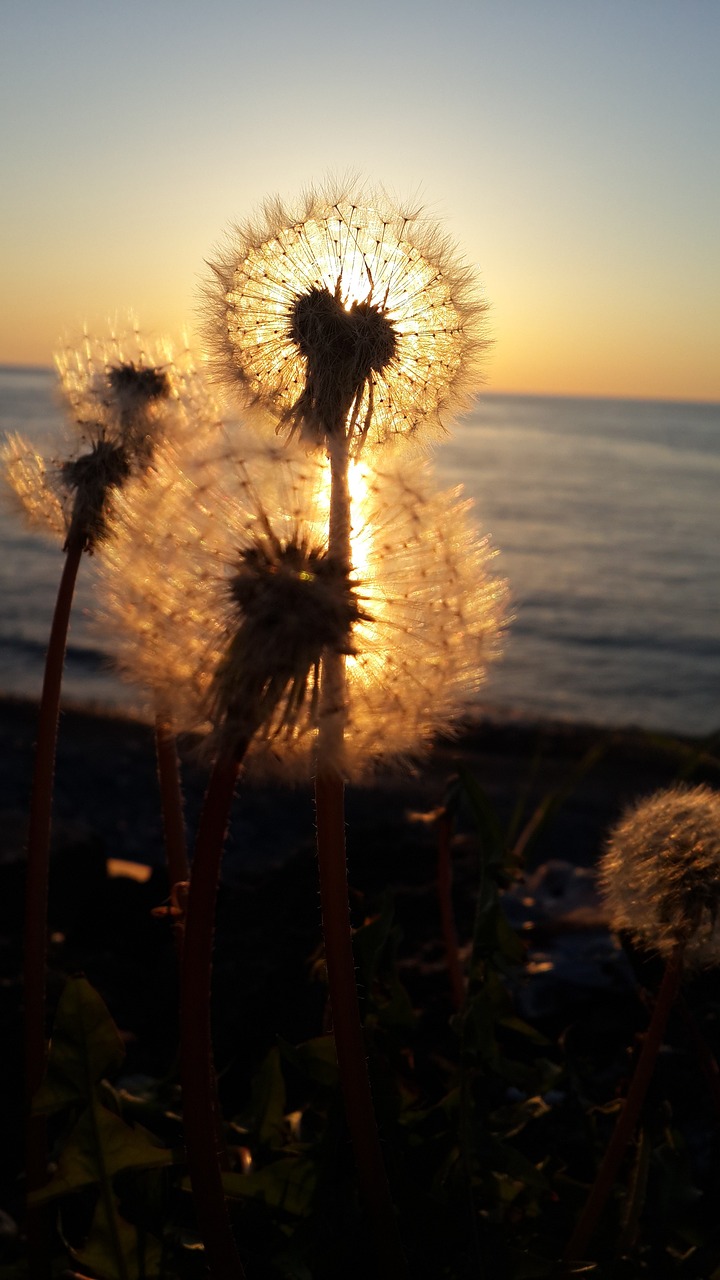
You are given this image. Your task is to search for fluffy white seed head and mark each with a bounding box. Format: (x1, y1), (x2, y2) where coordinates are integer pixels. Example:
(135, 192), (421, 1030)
(599, 785), (720, 968)
(1, 434), (67, 541)
(97, 429), (336, 732)
(204, 181), (490, 453)
(98, 432), (506, 780)
(1, 325), (210, 552)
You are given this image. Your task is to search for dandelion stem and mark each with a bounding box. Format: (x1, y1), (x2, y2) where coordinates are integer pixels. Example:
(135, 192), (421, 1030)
(563, 943), (684, 1263)
(154, 709), (189, 892)
(180, 745), (248, 1280)
(23, 529), (84, 1277)
(314, 768), (408, 1278)
(437, 809), (465, 1010)
(310, 432), (407, 1275)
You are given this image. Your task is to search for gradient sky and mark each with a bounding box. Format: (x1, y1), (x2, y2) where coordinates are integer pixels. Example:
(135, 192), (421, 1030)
(2, 0), (718, 399)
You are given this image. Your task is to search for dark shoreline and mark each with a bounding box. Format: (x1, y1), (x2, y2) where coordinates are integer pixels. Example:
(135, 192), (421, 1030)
(1, 692), (716, 877)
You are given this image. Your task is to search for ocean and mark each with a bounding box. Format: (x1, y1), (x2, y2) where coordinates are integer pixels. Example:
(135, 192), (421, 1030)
(0, 367), (718, 737)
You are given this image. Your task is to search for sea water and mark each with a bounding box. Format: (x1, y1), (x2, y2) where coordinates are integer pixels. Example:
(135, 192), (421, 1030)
(0, 367), (718, 736)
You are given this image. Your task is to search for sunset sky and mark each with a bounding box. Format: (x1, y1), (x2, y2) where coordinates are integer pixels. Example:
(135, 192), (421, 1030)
(2, 0), (718, 401)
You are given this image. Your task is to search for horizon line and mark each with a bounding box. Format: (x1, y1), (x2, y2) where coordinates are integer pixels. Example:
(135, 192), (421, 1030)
(0, 363), (717, 410)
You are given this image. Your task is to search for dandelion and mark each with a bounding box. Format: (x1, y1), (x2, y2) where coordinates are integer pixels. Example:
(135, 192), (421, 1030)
(205, 181), (489, 453)
(99, 437), (505, 780)
(202, 180), (489, 1269)
(599, 784), (720, 967)
(99, 422), (504, 1279)
(565, 784), (720, 1264)
(1, 324), (203, 1267)
(199, 183), (492, 1272)
(4, 326), (198, 553)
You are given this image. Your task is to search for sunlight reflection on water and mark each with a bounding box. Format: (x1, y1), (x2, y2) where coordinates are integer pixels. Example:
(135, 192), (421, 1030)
(1, 371), (718, 735)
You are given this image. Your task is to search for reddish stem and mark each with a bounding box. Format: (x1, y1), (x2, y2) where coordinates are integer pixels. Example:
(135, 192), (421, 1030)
(154, 711), (189, 892)
(180, 747), (247, 1280)
(23, 533), (84, 1278)
(564, 945), (684, 1263)
(437, 810), (465, 1010)
(314, 768), (408, 1279)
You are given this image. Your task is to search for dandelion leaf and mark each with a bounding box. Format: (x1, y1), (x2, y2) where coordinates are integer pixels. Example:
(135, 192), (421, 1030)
(246, 1047), (287, 1148)
(278, 1035), (339, 1090)
(34, 977), (125, 1114)
(70, 1190), (163, 1280)
(222, 1155), (317, 1218)
(457, 766), (505, 868)
(31, 1097), (171, 1202)
(352, 892), (396, 990)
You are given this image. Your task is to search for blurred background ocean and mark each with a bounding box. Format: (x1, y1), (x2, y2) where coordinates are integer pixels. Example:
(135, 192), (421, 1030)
(1, 366), (718, 737)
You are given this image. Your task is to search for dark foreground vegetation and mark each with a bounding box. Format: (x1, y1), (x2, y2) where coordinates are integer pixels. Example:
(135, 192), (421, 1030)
(2, 698), (720, 1279)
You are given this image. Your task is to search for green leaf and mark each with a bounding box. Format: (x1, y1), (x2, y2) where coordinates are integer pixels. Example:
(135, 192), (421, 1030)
(487, 1138), (549, 1192)
(456, 767), (505, 868)
(279, 1036), (339, 1090)
(247, 1048), (287, 1148)
(34, 977), (125, 1114)
(496, 1014), (550, 1046)
(70, 1190), (164, 1280)
(31, 1098), (172, 1202)
(222, 1155), (317, 1218)
(352, 893), (396, 992)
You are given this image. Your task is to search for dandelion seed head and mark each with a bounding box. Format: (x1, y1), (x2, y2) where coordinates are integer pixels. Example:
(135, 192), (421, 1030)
(61, 440), (132, 550)
(2, 324), (210, 553)
(0, 433), (67, 541)
(205, 181), (489, 451)
(211, 535), (367, 751)
(599, 785), (720, 967)
(100, 421), (506, 778)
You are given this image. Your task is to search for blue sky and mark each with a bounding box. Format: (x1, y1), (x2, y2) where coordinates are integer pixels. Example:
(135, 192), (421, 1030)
(2, 0), (718, 398)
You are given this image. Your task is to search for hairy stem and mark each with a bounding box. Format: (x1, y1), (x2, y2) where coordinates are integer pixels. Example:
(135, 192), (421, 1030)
(437, 810), (465, 1010)
(180, 746), (248, 1280)
(313, 435), (407, 1275)
(315, 769), (408, 1278)
(154, 709), (189, 892)
(564, 945), (684, 1263)
(24, 531), (83, 1277)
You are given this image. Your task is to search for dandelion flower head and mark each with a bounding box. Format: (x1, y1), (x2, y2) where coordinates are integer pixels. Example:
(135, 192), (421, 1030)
(2, 325), (209, 553)
(599, 785), (720, 968)
(99, 430), (506, 780)
(205, 182), (489, 452)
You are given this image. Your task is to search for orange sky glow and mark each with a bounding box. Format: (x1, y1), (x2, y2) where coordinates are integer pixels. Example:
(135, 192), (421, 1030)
(2, 2), (718, 403)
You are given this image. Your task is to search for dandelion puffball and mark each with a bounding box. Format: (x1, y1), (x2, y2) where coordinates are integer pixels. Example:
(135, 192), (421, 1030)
(2, 326), (206, 553)
(98, 432), (506, 781)
(205, 182), (489, 452)
(599, 785), (720, 968)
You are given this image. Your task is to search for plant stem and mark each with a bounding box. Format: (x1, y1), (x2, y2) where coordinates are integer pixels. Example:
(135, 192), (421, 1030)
(24, 531), (83, 1278)
(154, 709), (189, 892)
(312, 434), (406, 1275)
(437, 809), (465, 1009)
(315, 768), (408, 1279)
(180, 746), (248, 1280)
(563, 944), (684, 1263)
